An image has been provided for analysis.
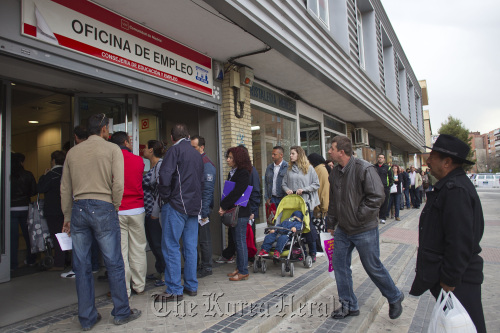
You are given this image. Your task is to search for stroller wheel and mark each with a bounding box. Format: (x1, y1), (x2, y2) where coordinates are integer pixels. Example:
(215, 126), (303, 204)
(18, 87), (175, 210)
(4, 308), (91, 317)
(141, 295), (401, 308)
(42, 256), (54, 269)
(253, 259), (259, 273)
(261, 260), (267, 273)
(281, 262), (286, 277)
(289, 263), (294, 277)
(305, 256), (313, 268)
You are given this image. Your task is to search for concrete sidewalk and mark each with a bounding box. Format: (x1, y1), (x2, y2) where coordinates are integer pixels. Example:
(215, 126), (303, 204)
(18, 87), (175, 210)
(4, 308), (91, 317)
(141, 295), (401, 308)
(4, 191), (498, 333)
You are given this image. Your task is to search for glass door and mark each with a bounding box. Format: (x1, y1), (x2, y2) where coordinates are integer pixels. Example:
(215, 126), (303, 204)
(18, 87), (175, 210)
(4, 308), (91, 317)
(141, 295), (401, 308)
(74, 94), (139, 154)
(0, 81), (10, 282)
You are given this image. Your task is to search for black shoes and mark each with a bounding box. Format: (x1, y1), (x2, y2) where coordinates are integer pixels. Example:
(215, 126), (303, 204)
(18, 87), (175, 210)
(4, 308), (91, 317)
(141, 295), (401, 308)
(331, 307), (360, 319)
(83, 313), (101, 331)
(183, 288), (197, 297)
(113, 309), (141, 325)
(389, 293), (404, 319)
(197, 269), (213, 278)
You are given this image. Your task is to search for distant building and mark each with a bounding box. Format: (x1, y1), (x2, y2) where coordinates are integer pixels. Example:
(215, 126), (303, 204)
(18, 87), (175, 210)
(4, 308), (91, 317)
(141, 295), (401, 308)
(469, 129), (499, 173)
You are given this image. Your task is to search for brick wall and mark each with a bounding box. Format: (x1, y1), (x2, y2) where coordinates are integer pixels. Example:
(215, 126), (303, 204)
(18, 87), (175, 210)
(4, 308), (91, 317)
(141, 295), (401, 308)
(220, 64), (253, 176)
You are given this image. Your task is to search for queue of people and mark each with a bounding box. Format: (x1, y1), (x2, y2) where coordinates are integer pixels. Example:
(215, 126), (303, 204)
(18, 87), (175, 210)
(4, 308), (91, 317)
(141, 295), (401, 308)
(9, 116), (485, 331)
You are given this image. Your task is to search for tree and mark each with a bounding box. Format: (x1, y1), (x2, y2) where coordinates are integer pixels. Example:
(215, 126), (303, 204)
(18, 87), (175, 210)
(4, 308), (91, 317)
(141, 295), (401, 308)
(438, 115), (475, 171)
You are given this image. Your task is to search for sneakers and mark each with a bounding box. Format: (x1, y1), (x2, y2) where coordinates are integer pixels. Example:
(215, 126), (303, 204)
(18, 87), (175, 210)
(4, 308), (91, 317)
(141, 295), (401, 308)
(273, 251), (280, 259)
(215, 256), (235, 264)
(258, 249), (269, 257)
(61, 270), (76, 278)
(389, 293), (404, 319)
(312, 255), (316, 263)
(113, 309), (142, 325)
(380, 219), (386, 224)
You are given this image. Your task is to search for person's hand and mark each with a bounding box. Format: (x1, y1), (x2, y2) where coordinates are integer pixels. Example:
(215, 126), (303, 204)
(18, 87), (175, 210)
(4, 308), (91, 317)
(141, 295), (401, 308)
(286, 190), (293, 195)
(327, 228), (335, 236)
(218, 207), (226, 216)
(201, 217), (208, 222)
(44, 168), (50, 175)
(269, 229), (275, 233)
(291, 227), (296, 233)
(296, 189), (303, 195)
(62, 221), (71, 236)
(249, 214), (254, 220)
(440, 281), (455, 292)
(266, 199), (271, 206)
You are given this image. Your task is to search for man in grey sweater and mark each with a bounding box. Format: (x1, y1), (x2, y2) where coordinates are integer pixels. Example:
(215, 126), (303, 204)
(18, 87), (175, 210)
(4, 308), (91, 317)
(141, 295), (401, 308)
(61, 114), (141, 330)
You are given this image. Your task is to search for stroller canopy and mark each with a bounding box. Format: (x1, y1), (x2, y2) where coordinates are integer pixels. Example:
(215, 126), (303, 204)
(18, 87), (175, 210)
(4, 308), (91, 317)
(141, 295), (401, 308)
(272, 194), (311, 234)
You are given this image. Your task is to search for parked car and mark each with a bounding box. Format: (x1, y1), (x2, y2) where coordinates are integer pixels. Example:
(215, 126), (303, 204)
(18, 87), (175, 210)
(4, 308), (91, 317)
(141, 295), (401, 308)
(475, 173), (496, 188)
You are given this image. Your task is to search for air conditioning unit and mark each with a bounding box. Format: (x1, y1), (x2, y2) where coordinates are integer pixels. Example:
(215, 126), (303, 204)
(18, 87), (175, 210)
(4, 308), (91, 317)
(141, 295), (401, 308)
(354, 128), (369, 146)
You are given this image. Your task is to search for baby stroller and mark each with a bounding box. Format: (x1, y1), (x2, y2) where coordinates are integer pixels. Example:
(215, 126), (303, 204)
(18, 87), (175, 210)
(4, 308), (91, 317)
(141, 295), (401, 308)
(253, 194), (313, 277)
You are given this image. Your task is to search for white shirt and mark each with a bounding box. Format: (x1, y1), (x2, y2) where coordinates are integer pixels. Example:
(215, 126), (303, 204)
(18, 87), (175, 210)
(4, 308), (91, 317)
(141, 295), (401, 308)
(272, 160), (283, 196)
(410, 171), (416, 186)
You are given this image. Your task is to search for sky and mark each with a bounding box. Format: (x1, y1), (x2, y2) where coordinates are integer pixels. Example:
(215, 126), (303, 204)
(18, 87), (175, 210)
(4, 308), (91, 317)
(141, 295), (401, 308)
(381, 0), (500, 134)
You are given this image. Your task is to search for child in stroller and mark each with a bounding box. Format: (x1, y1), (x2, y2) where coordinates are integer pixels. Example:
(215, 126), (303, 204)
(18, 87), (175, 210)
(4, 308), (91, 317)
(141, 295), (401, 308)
(258, 210), (304, 259)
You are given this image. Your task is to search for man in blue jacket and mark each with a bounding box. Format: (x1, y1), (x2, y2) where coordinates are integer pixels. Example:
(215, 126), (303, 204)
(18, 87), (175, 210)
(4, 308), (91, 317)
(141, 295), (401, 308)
(157, 124), (204, 301)
(265, 146), (288, 207)
(191, 135), (216, 278)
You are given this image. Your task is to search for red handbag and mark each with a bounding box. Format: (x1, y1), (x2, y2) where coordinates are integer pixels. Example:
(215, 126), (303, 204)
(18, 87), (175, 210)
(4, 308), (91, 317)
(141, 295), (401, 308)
(246, 223), (257, 257)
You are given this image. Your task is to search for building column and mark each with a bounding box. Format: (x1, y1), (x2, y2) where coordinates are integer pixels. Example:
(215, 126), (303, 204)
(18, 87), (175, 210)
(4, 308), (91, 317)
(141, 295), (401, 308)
(384, 142), (392, 164)
(220, 64), (253, 176)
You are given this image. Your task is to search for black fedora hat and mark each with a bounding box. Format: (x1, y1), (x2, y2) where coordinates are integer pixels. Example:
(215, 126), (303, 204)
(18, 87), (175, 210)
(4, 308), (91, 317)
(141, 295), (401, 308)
(424, 134), (474, 165)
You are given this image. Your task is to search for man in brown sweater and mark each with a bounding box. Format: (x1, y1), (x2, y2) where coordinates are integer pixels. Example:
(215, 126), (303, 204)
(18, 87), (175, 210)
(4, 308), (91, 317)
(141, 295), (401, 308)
(61, 113), (141, 330)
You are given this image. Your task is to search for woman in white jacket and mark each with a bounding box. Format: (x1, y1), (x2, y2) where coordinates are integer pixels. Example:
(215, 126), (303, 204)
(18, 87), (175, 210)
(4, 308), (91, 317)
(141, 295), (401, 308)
(282, 145), (320, 260)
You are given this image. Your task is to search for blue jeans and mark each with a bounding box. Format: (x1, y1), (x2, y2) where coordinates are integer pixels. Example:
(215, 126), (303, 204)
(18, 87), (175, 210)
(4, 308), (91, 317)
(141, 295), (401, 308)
(332, 227), (402, 311)
(270, 196), (282, 207)
(161, 203), (198, 294)
(232, 216), (249, 275)
(71, 200), (130, 328)
(403, 188), (410, 208)
(261, 232), (290, 253)
(388, 193), (401, 218)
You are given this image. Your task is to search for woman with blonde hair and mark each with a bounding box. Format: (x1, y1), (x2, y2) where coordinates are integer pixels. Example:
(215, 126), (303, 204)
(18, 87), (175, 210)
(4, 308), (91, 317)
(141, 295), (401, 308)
(282, 146), (320, 260)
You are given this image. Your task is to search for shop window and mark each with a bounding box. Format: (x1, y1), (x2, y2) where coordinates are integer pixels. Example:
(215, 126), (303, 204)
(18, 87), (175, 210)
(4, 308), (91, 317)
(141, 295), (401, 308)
(251, 106), (297, 224)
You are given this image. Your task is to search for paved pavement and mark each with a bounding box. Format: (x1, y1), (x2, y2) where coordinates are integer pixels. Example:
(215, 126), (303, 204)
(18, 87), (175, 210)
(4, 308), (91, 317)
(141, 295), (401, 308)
(3, 188), (499, 332)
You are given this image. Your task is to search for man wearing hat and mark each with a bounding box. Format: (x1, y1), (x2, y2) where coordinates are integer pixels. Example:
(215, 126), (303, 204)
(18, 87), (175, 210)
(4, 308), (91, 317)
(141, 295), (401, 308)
(410, 134), (485, 333)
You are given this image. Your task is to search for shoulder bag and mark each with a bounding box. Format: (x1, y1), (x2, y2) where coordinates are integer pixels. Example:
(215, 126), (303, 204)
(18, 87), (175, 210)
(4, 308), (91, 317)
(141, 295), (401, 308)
(221, 206), (240, 227)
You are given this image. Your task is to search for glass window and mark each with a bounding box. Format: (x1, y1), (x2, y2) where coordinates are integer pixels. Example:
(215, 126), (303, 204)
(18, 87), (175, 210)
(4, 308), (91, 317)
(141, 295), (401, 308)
(356, 8), (365, 69)
(324, 115), (346, 134)
(300, 116), (322, 156)
(307, 0), (330, 27)
(251, 106), (297, 224)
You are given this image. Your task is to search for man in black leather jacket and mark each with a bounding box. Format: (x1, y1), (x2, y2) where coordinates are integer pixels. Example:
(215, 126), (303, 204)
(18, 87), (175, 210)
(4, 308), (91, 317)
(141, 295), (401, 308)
(374, 154), (393, 223)
(326, 136), (403, 320)
(410, 134), (486, 332)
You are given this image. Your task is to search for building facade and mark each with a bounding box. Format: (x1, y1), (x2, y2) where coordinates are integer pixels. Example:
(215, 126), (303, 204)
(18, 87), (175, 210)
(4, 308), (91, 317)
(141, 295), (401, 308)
(0, 0), (425, 283)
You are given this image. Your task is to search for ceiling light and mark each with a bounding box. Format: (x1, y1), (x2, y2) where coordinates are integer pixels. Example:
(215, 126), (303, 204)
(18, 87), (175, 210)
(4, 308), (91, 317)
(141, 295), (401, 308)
(10, 82), (16, 86)
(251, 126), (260, 131)
(28, 121), (39, 124)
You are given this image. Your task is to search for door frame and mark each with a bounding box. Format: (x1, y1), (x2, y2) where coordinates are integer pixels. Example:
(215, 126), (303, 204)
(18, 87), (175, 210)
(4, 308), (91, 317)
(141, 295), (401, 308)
(74, 94), (139, 155)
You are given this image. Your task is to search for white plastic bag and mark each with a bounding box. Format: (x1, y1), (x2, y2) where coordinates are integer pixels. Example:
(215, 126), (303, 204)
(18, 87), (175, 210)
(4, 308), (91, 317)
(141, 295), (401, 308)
(319, 232), (335, 280)
(428, 289), (476, 333)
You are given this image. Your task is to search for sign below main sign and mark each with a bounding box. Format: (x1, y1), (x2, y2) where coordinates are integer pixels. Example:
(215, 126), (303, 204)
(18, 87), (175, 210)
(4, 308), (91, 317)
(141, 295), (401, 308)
(22, 0), (213, 95)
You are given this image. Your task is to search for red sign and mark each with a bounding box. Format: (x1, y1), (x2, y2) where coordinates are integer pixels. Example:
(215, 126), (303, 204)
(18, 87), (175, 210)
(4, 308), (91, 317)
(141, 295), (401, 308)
(141, 119), (149, 130)
(22, 0), (213, 95)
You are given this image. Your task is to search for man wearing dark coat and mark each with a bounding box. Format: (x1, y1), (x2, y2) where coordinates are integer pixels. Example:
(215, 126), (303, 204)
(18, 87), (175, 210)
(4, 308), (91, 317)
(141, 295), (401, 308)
(410, 134), (486, 333)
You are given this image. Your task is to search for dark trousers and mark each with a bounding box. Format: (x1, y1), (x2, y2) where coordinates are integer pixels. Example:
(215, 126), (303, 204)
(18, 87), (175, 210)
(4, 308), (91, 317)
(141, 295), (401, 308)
(46, 214), (65, 268)
(403, 188), (410, 208)
(430, 283), (486, 333)
(409, 185), (420, 208)
(379, 187), (390, 219)
(221, 226), (236, 259)
(145, 214), (165, 274)
(198, 221), (213, 272)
